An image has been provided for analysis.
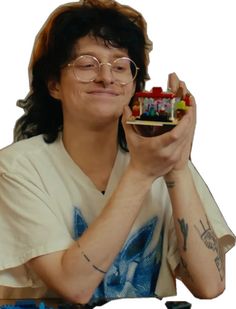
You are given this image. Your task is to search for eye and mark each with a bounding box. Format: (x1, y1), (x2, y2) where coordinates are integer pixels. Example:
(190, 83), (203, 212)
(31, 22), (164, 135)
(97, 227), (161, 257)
(77, 62), (96, 70)
(113, 60), (130, 72)
(113, 64), (127, 72)
(75, 56), (98, 70)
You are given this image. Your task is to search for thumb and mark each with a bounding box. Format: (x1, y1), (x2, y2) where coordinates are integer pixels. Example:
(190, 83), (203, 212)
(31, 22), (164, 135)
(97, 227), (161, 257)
(167, 72), (179, 93)
(121, 105), (132, 125)
(121, 105), (136, 137)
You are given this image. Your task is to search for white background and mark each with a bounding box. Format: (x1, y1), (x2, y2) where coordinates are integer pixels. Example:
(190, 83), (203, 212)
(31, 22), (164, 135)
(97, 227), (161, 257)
(0, 0), (235, 308)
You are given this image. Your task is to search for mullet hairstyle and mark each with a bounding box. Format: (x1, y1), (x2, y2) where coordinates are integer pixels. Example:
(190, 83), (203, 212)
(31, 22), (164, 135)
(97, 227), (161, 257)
(14, 0), (152, 151)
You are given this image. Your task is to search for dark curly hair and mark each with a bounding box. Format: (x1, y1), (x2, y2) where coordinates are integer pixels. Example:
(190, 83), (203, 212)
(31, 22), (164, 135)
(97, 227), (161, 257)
(14, 0), (152, 151)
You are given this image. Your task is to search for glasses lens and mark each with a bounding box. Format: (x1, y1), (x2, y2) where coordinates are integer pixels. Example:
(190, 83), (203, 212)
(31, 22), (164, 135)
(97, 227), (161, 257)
(73, 55), (99, 82)
(112, 58), (137, 84)
(72, 55), (138, 84)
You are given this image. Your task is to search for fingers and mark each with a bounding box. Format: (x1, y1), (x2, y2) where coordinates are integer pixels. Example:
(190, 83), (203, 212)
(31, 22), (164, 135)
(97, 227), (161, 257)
(168, 72), (191, 97)
(161, 113), (191, 148)
(122, 105), (143, 143)
(121, 105), (135, 136)
(122, 105), (132, 123)
(160, 96), (196, 156)
(122, 100), (195, 178)
(189, 94), (196, 109)
(168, 72), (179, 93)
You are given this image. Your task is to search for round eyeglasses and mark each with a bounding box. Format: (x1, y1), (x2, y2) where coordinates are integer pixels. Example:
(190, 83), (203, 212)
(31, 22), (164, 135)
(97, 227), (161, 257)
(67, 55), (139, 85)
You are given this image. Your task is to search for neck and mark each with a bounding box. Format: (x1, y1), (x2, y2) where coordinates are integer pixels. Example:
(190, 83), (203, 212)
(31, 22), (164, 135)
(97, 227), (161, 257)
(63, 120), (119, 155)
(62, 120), (119, 191)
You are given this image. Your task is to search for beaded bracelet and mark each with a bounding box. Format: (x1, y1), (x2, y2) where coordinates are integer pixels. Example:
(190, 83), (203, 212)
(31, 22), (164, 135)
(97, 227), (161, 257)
(76, 241), (107, 274)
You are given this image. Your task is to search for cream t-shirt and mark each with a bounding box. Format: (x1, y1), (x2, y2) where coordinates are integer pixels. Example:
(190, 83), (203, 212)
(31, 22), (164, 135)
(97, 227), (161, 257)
(0, 135), (235, 303)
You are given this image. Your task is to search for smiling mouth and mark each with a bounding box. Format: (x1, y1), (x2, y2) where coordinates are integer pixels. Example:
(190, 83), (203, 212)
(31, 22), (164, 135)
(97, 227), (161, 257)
(87, 90), (119, 96)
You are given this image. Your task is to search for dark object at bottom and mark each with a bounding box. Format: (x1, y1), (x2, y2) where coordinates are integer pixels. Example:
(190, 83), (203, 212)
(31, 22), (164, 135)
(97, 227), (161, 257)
(133, 124), (174, 137)
(165, 301), (192, 309)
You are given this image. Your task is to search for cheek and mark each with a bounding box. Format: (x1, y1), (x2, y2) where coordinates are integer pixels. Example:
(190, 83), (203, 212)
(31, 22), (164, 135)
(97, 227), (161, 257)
(61, 88), (81, 107)
(59, 79), (84, 108)
(122, 84), (136, 104)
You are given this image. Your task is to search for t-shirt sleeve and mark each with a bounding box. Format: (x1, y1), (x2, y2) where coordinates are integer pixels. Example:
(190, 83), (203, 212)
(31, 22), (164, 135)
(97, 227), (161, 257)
(167, 161), (235, 274)
(0, 171), (73, 287)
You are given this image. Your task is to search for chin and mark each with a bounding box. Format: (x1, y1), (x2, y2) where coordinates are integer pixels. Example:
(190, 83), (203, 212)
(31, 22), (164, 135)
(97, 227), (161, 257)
(91, 104), (123, 118)
(86, 108), (120, 125)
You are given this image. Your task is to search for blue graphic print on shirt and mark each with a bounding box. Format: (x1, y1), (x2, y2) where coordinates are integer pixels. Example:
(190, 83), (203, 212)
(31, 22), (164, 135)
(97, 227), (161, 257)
(73, 207), (163, 305)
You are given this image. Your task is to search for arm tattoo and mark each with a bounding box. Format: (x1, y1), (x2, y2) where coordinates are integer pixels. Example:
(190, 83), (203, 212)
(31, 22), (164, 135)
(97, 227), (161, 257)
(195, 219), (218, 251)
(194, 218), (224, 281)
(178, 218), (189, 251)
(180, 257), (194, 282)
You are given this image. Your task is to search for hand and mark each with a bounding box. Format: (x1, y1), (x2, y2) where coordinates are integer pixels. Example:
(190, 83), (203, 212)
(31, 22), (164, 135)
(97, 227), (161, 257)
(122, 73), (196, 181)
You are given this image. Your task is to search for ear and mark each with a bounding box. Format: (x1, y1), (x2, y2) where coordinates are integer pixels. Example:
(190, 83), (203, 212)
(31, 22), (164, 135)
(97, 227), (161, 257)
(47, 79), (61, 100)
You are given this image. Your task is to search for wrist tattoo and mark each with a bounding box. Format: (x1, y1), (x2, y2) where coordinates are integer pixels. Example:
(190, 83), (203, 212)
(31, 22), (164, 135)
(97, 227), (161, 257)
(165, 180), (175, 189)
(178, 218), (189, 251)
(194, 217), (224, 281)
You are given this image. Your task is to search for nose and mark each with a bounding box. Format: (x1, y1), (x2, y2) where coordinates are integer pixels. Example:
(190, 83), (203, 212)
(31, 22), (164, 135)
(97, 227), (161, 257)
(95, 63), (115, 86)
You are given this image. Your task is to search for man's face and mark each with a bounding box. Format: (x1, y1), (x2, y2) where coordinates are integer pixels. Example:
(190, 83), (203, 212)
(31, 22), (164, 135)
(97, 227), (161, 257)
(49, 35), (136, 129)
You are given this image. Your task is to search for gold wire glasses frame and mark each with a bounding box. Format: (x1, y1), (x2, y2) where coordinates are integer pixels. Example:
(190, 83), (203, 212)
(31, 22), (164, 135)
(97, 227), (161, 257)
(67, 55), (139, 85)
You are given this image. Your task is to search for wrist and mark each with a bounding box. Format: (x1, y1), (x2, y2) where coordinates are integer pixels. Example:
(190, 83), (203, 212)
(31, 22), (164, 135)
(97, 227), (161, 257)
(164, 165), (189, 180)
(164, 165), (191, 188)
(126, 163), (154, 188)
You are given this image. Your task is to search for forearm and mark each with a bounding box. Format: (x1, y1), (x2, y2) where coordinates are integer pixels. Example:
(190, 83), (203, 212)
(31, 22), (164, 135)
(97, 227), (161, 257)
(165, 166), (225, 298)
(32, 165), (153, 303)
(68, 168), (150, 271)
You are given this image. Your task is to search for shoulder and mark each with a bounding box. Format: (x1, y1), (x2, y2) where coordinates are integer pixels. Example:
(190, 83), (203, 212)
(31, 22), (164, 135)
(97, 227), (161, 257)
(0, 135), (56, 174)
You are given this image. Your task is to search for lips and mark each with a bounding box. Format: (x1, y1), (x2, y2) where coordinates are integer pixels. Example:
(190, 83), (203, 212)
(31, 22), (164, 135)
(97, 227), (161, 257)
(87, 89), (119, 96)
